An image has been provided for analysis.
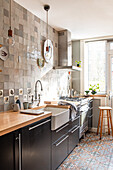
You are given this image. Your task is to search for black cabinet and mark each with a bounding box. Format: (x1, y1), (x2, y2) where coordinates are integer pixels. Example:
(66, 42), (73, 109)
(88, 100), (93, 131)
(21, 117), (51, 170)
(0, 132), (14, 170)
(68, 116), (80, 154)
(52, 134), (69, 170)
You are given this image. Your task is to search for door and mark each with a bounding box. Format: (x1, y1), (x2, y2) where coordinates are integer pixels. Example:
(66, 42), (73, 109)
(0, 132), (14, 170)
(22, 117), (51, 170)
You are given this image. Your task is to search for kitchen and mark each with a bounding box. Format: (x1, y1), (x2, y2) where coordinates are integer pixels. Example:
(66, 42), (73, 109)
(0, 0), (113, 169)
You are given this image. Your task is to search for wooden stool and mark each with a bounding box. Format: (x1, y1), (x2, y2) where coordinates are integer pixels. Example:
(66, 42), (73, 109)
(97, 106), (113, 139)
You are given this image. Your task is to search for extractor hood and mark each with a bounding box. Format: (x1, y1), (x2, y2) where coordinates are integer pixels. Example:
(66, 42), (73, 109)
(53, 30), (81, 71)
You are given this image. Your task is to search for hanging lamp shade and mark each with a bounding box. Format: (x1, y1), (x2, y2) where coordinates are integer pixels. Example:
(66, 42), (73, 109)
(6, 0), (15, 46)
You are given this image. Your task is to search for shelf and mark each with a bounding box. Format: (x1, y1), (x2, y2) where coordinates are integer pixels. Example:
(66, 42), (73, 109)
(53, 66), (82, 71)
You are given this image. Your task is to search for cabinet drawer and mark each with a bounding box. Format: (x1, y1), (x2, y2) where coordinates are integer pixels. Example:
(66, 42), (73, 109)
(68, 125), (80, 154)
(69, 115), (80, 129)
(52, 122), (69, 143)
(52, 134), (68, 170)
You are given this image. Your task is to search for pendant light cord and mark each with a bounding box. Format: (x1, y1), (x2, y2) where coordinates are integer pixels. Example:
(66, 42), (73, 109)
(46, 10), (48, 40)
(10, 0), (11, 29)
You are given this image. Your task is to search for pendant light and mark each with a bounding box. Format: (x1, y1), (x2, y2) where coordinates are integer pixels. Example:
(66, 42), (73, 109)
(6, 0), (15, 46)
(44, 5), (50, 52)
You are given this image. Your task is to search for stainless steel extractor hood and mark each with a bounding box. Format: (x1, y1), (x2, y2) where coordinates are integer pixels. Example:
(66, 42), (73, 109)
(53, 30), (81, 71)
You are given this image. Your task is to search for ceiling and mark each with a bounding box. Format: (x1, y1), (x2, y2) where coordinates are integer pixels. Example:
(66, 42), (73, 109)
(15, 0), (113, 40)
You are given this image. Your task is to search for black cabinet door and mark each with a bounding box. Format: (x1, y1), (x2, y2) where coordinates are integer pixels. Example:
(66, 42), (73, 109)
(68, 125), (79, 154)
(22, 117), (51, 170)
(52, 134), (69, 170)
(0, 132), (14, 170)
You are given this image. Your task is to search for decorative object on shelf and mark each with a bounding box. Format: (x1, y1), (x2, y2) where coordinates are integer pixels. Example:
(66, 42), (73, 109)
(75, 60), (81, 67)
(6, 0), (15, 46)
(9, 89), (14, 96)
(89, 84), (100, 95)
(43, 4), (53, 63)
(0, 45), (8, 61)
(0, 90), (3, 97)
(85, 90), (90, 95)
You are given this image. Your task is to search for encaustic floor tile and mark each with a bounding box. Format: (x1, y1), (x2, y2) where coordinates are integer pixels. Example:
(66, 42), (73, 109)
(58, 133), (113, 170)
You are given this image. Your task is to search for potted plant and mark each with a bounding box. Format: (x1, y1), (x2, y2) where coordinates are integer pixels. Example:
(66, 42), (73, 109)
(75, 60), (81, 67)
(89, 84), (100, 95)
(85, 90), (90, 96)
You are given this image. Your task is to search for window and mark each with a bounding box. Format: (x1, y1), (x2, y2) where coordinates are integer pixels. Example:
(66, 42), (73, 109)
(84, 41), (107, 93)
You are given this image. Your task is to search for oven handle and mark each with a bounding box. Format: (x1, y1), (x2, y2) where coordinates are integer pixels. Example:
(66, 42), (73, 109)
(80, 110), (88, 115)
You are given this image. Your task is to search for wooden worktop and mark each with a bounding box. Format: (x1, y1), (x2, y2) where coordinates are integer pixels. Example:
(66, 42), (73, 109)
(0, 104), (70, 137)
(0, 111), (52, 136)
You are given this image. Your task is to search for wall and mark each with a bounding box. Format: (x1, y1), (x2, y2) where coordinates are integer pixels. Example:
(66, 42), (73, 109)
(0, 0), (68, 111)
(72, 40), (80, 94)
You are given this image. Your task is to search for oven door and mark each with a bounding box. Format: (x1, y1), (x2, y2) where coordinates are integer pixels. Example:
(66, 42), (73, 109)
(80, 111), (88, 127)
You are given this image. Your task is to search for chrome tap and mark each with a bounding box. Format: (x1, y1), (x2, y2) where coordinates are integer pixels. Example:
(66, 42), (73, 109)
(35, 80), (43, 105)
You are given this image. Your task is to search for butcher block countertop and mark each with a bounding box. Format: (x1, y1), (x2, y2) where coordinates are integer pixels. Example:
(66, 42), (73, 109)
(0, 104), (70, 137)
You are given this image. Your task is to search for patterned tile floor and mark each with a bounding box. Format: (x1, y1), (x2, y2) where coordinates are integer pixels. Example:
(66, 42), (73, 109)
(58, 133), (113, 170)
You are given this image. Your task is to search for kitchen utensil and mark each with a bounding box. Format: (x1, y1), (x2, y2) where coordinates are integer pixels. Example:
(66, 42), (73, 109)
(23, 102), (29, 109)
(12, 103), (20, 112)
(28, 103), (33, 109)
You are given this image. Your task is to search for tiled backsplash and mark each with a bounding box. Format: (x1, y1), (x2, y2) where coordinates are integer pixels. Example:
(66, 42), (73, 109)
(0, 0), (68, 111)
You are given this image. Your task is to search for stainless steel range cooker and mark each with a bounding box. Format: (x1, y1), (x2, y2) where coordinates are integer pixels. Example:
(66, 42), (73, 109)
(59, 96), (91, 138)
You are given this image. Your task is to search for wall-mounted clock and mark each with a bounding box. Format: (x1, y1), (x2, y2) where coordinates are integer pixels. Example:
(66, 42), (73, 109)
(44, 39), (53, 63)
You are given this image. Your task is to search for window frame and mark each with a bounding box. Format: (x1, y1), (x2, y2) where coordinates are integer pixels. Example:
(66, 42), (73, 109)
(84, 40), (107, 94)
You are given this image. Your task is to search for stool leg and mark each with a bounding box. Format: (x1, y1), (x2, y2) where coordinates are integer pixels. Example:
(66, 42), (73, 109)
(97, 110), (101, 135)
(107, 110), (110, 135)
(109, 110), (113, 137)
(100, 110), (103, 140)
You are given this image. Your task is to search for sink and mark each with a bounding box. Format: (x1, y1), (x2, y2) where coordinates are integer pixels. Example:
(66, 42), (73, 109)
(20, 106), (70, 130)
(38, 107), (70, 130)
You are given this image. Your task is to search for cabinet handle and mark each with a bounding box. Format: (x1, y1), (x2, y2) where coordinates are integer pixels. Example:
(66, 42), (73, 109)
(88, 115), (93, 118)
(55, 135), (69, 147)
(71, 126), (80, 134)
(19, 133), (21, 170)
(29, 119), (51, 131)
(89, 107), (93, 110)
(56, 123), (69, 133)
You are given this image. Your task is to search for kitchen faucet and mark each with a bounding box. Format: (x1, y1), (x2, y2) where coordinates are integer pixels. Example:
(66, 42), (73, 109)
(35, 80), (43, 105)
